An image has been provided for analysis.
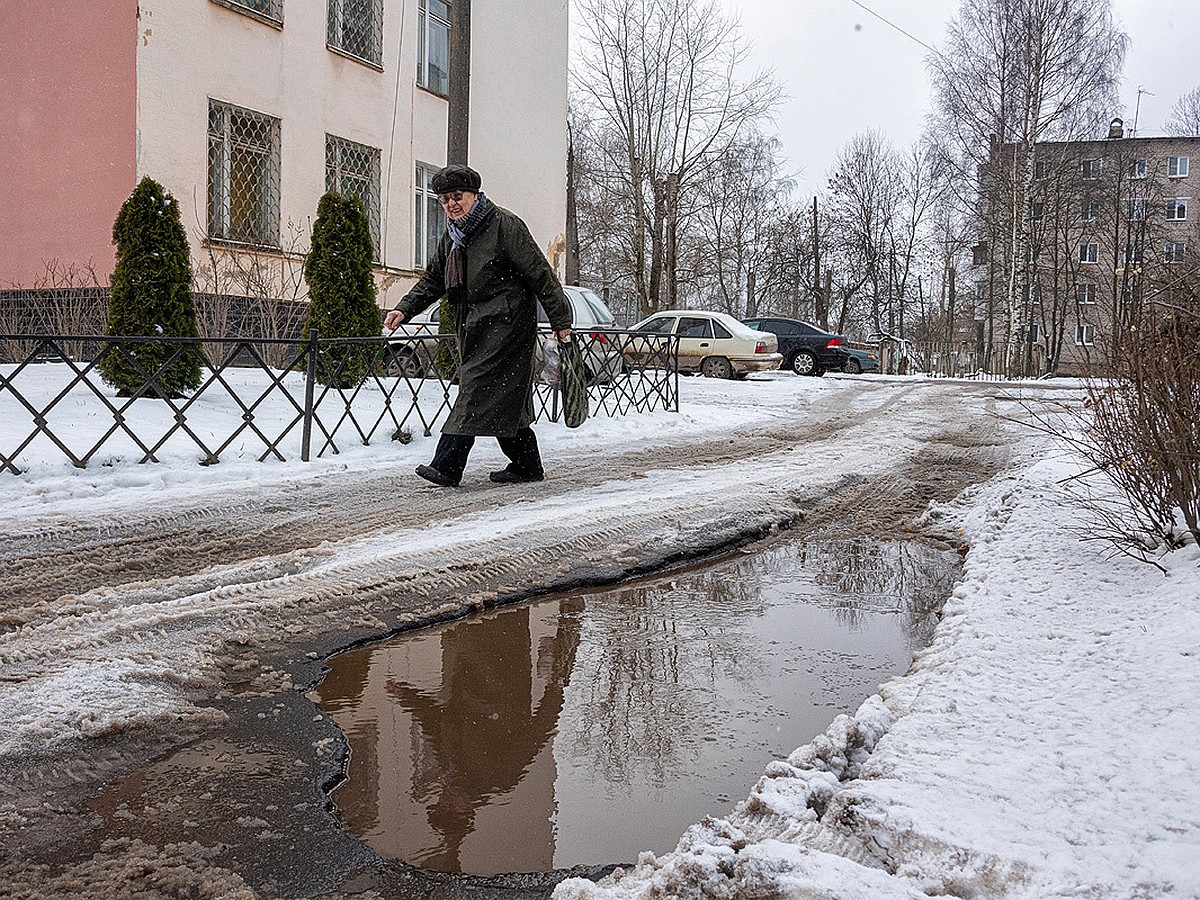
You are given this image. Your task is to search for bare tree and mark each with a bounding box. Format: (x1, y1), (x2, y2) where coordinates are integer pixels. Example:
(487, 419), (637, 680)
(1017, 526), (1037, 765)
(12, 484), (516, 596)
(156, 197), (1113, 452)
(572, 0), (779, 316)
(693, 132), (792, 317)
(929, 0), (1127, 374)
(1164, 86), (1200, 137)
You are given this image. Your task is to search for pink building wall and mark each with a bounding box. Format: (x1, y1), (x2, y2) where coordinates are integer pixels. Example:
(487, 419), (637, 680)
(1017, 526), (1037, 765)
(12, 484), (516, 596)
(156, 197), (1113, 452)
(0, 1), (138, 287)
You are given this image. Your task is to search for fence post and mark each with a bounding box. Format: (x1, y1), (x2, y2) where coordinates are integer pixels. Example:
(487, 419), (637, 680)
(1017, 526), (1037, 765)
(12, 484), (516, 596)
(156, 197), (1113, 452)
(301, 329), (318, 462)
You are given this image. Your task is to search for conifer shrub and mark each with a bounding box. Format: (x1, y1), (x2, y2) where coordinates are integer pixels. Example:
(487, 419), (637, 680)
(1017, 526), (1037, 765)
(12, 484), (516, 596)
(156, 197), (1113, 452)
(303, 192), (382, 387)
(99, 176), (201, 397)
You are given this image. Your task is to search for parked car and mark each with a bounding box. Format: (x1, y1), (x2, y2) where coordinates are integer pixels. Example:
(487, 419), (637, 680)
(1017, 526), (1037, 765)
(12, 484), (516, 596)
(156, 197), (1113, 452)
(740, 316), (849, 376)
(624, 310), (782, 379)
(844, 347), (880, 374)
(384, 285), (623, 383)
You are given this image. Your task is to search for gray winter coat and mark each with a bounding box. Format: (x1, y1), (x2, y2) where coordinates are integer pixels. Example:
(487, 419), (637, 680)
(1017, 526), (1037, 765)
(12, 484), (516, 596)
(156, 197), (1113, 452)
(395, 203), (571, 437)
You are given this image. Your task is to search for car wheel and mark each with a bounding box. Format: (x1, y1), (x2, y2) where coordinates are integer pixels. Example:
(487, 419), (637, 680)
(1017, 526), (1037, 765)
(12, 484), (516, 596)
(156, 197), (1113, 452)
(846, 358), (862, 374)
(790, 350), (818, 376)
(700, 357), (734, 379)
(386, 346), (425, 379)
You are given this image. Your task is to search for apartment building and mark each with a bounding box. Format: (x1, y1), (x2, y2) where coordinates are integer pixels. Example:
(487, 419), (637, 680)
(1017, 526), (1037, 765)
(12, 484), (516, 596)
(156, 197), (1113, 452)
(972, 120), (1199, 375)
(0, 0), (569, 310)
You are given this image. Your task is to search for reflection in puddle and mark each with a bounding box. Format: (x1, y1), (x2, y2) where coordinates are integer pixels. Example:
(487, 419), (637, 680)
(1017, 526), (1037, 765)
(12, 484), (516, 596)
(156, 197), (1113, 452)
(310, 538), (958, 875)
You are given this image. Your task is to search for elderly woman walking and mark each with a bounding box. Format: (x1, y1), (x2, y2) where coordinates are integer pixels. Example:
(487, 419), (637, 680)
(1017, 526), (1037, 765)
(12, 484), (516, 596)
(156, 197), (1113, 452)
(384, 165), (572, 487)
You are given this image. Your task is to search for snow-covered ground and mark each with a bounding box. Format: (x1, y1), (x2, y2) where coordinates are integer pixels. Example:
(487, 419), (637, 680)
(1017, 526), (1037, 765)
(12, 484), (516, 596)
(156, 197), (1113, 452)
(3, 368), (1198, 898)
(554, 391), (1200, 898)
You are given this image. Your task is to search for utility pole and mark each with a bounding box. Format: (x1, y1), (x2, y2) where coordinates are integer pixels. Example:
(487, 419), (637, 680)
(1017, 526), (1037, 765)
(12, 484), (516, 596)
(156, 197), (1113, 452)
(447, 0), (471, 165)
(812, 196), (827, 329)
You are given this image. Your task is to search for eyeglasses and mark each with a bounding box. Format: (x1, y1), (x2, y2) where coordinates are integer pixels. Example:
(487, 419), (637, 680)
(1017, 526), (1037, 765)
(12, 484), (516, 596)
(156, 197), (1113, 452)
(437, 191), (469, 205)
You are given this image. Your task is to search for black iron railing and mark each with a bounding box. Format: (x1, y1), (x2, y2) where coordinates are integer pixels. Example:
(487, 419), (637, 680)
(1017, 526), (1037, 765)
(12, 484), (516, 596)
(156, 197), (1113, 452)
(0, 331), (679, 474)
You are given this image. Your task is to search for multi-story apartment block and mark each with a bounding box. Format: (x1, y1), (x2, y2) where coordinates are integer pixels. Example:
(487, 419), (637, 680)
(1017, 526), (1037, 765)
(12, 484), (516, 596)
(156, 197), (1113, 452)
(972, 119), (1199, 376)
(1, 1), (569, 311)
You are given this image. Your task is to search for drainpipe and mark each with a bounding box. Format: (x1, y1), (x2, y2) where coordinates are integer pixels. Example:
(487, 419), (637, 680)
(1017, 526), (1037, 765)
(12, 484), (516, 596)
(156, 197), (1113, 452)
(447, 0), (471, 165)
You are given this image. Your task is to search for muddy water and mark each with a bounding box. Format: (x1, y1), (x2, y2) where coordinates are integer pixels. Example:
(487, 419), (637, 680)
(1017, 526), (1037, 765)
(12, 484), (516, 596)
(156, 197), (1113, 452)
(311, 537), (959, 876)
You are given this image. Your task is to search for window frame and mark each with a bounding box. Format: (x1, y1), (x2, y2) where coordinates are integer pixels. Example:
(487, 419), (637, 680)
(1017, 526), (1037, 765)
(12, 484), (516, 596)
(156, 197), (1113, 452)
(1165, 241), (1187, 264)
(325, 133), (382, 260)
(209, 0), (283, 27)
(1123, 197), (1147, 222)
(1168, 156), (1190, 178)
(206, 98), (282, 249)
(417, 0), (451, 96)
(1079, 242), (1099, 264)
(1080, 198), (1100, 222)
(327, 0), (383, 69)
(1075, 283), (1096, 305)
(1081, 158), (1103, 180)
(413, 162), (446, 270)
(1074, 323), (1096, 346)
(1166, 198), (1189, 221)
(1128, 158), (1147, 180)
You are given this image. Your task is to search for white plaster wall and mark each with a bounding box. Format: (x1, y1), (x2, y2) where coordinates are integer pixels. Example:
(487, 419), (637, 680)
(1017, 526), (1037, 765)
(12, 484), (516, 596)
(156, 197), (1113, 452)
(133, 1), (567, 302)
(470, 1), (570, 264)
(135, 0), (446, 278)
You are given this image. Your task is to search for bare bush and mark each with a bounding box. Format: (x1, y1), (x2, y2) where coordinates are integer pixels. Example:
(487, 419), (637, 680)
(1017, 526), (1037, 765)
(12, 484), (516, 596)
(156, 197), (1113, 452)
(192, 220), (309, 368)
(1058, 287), (1200, 562)
(0, 260), (107, 362)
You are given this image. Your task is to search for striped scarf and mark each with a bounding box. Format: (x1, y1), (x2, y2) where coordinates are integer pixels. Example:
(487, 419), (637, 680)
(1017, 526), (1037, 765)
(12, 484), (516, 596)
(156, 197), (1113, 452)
(444, 192), (489, 291)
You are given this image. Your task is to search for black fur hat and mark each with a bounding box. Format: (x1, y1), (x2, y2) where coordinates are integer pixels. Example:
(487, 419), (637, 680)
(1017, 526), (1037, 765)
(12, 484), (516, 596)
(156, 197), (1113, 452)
(431, 164), (482, 194)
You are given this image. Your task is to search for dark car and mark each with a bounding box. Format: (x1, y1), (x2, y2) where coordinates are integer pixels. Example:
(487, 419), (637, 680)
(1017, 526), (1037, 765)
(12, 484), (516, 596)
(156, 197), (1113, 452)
(741, 317), (850, 376)
(844, 347), (881, 374)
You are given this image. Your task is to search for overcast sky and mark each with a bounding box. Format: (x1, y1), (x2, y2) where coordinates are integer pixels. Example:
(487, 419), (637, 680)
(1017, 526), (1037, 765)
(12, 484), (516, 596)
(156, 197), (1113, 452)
(717, 0), (1200, 195)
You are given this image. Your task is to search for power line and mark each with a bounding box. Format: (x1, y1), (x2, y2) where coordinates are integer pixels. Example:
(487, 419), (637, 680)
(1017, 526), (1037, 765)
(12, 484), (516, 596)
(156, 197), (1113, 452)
(847, 0), (941, 56)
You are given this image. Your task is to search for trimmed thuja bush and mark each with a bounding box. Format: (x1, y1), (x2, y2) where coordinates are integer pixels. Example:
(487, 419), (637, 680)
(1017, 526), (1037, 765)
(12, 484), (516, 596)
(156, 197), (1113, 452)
(303, 192), (382, 387)
(99, 176), (201, 397)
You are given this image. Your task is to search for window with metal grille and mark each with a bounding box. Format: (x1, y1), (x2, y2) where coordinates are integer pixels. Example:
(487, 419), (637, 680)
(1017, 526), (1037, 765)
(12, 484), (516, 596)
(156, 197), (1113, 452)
(1165, 241), (1187, 264)
(328, 0), (382, 67)
(207, 99), (281, 247)
(210, 0), (282, 25)
(1075, 323), (1095, 346)
(1167, 198), (1189, 221)
(325, 134), (381, 259)
(414, 163), (446, 268)
(418, 0), (451, 94)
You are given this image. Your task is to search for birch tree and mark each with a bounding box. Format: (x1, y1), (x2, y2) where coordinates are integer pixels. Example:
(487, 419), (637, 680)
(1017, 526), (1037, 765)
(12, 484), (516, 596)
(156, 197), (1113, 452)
(1164, 86), (1200, 137)
(928, 0), (1127, 374)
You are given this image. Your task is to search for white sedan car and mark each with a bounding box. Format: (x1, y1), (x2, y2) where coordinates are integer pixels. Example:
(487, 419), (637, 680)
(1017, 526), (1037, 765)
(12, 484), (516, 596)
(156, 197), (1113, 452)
(624, 309), (782, 378)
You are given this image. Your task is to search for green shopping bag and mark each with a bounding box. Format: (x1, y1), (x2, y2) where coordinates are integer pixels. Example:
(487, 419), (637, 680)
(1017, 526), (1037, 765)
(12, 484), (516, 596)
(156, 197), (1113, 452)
(558, 334), (589, 428)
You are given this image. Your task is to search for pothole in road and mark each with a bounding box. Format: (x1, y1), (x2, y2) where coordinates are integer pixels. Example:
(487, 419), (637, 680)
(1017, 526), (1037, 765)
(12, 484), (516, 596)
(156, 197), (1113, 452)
(310, 534), (962, 877)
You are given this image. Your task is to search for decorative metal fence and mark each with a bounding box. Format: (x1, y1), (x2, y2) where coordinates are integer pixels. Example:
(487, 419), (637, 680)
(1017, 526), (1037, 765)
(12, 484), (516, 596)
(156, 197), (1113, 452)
(0, 331), (679, 475)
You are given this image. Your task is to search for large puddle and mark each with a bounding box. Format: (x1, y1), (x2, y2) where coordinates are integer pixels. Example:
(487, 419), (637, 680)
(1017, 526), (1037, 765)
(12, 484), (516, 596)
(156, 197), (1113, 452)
(310, 537), (959, 876)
